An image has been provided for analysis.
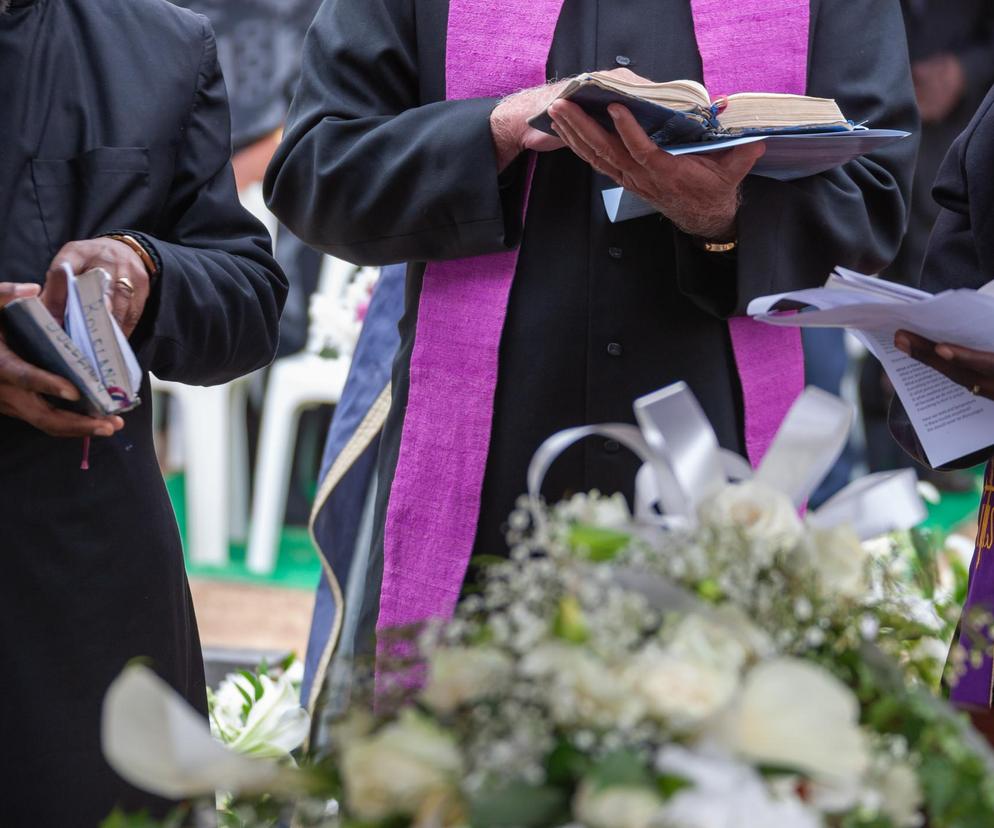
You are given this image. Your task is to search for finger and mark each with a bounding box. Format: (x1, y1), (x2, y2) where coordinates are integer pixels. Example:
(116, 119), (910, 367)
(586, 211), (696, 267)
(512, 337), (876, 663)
(552, 101), (636, 174)
(29, 402), (122, 439)
(0, 282), (41, 309)
(551, 116), (625, 182)
(41, 260), (72, 323)
(110, 277), (134, 330)
(895, 330), (989, 391)
(0, 341), (79, 400)
(712, 142), (767, 183)
(933, 342), (994, 376)
(609, 104), (669, 169)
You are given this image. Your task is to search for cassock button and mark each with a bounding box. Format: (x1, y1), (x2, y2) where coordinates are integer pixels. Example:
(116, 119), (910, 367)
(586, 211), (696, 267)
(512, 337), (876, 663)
(607, 342), (623, 357)
(603, 439), (621, 454)
(615, 55), (632, 67)
(608, 247), (623, 260)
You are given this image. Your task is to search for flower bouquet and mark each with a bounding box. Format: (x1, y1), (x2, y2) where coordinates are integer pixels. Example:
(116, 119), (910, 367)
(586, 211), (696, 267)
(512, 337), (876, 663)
(100, 384), (994, 827)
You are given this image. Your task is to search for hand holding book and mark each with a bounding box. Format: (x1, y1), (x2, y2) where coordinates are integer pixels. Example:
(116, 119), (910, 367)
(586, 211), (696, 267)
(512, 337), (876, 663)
(0, 281), (124, 438)
(43, 237), (151, 337)
(548, 97), (764, 239)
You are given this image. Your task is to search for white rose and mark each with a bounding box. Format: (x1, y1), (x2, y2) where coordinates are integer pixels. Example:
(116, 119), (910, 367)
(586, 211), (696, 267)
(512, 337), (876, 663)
(702, 481), (803, 549)
(341, 710), (462, 822)
(574, 783), (665, 828)
(710, 658), (869, 785)
(878, 763), (923, 828)
(521, 644), (644, 728)
(708, 605), (775, 661)
(421, 646), (512, 715)
(632, 647), (739, 730)
(801, 525), (869, 601)
(665, 613), (750, 672)
(225, 673), (310, 760)
(655, 746), (822, 828)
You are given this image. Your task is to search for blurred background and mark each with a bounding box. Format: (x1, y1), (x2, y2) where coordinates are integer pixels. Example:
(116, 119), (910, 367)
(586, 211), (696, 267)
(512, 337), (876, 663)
(158, 0), (994, 672)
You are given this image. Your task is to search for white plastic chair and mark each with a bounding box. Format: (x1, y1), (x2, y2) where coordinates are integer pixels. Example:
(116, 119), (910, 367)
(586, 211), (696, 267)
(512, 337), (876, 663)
(152, 374), (253, 566)
(150, 182), (275, 567)
(245, 258), (377, 574)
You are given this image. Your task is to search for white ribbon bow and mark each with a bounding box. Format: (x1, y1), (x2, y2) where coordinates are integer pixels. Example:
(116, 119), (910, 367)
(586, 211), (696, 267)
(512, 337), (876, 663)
(528, 382), (926, 539)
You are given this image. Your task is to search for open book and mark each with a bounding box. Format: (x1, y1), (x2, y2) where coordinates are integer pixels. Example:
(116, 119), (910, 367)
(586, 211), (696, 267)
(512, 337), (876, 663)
(529, 73), (853, 140)
(748, 268), (994, 468)
(527, 73), (909, 220)
(0, 265), (141, 416)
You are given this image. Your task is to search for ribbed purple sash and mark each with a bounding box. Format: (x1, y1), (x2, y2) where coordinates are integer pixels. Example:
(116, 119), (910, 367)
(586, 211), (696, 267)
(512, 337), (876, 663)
(950, 461), (994, 708)
(377, 0), (566, 638)
(691, 0), (809, 466)
(378, 0), (810, 640)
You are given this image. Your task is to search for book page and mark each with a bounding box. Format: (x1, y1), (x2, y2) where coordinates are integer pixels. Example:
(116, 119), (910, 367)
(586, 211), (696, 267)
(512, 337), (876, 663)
(857, 329), (994, 467)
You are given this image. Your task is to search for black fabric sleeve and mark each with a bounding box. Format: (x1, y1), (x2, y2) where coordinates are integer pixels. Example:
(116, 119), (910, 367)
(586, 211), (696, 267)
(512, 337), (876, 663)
(263, 0), (525, 266)
(676, 0), (919, 319)
(127, 19), (288, 386)
(921, 86), (994, 293)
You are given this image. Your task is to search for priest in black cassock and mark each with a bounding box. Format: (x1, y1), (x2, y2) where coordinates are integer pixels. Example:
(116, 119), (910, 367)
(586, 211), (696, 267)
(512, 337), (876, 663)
(0, 0), (287, 824)
(267, 0), (918, 656)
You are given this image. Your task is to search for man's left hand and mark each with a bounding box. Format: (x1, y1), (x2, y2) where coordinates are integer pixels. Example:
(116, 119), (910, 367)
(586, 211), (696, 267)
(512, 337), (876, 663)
(895, 330), (994, 400)
(548, 99), (765, 240)
(41, 238), (151, 337)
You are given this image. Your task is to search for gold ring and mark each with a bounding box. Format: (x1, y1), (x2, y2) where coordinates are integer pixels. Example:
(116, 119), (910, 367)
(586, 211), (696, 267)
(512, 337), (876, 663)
(973, 384), (982, 396)
(117, 276), (135, 295)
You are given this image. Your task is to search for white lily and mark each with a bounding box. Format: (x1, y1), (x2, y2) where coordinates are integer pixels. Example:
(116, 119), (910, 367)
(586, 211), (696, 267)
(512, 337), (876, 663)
(102, 664), (297, 798)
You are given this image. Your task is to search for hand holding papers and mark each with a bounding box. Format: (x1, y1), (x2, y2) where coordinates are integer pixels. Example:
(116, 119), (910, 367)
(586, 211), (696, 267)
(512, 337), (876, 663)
(749, 268), (994, 468)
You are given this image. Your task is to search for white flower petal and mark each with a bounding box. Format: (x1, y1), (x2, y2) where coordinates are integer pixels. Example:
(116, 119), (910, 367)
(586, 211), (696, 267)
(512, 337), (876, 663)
(102, 665), (286, 798)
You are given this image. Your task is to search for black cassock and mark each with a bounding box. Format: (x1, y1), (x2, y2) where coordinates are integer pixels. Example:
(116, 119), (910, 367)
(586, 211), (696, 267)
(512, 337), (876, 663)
(0, 0), (286, 824)
(267, 0), (918, 647)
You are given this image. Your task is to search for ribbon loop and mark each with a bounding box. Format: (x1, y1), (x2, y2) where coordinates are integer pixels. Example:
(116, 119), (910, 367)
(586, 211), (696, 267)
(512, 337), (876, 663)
(528, 382), (925, 539)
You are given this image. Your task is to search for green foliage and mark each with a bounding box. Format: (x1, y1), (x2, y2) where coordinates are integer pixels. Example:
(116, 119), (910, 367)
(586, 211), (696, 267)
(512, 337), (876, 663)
(567, 523), (631, 561)
(469, 781), (570, 828)
(99, 808), (184, 828)
(552, 594), (589, 644)
(586, 749), (653, 791)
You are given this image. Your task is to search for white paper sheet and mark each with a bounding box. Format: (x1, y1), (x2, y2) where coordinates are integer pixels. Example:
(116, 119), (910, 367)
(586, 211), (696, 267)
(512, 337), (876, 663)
(750, 270), (994, 467)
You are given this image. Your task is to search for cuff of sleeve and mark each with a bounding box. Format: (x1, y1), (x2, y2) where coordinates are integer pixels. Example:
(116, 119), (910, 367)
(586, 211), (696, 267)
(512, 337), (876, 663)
(673, 227), (740, 319)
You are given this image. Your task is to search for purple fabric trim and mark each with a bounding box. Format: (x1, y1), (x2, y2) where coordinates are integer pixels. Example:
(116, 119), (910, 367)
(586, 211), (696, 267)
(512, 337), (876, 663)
(377, 0), (565, 638)
(691, 0), (809, 466)
(378, 0), (811, 645)
(950, 461), (994, 708)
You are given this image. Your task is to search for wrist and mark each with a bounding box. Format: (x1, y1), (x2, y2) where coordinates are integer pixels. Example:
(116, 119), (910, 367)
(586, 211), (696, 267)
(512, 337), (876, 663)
(490, 99), (526, 172)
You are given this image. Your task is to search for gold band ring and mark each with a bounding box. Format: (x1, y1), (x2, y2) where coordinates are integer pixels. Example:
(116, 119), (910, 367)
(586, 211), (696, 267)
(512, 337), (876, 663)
(973, 384), (982, 396)
(117, 276), (135, 295)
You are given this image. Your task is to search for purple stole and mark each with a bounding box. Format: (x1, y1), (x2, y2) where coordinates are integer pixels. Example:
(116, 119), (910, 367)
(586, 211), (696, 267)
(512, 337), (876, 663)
(951, 461), (994, 708)
(376, 0), (809, 641)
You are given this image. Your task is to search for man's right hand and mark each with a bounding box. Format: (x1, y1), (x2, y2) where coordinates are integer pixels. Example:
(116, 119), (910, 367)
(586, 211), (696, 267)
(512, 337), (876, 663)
(490, 79), (571, 171)
(0, 282), (125, 438)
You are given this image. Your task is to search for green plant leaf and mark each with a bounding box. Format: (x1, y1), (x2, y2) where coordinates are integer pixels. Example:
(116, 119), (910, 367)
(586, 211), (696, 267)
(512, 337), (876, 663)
(567, 524), (630, 562)
(587, 750), (653, 791)
(469, 782), (570, 828)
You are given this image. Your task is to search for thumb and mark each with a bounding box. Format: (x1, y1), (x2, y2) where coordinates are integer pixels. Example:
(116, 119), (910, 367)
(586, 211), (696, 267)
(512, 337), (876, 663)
(0, 282), (40, 309)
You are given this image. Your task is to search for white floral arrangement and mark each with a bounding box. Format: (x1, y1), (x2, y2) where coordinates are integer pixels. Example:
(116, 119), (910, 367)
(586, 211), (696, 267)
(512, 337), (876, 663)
(98, 385), (994, 828)
(208, 655), (309, 761)
(306, 265), (380, 360)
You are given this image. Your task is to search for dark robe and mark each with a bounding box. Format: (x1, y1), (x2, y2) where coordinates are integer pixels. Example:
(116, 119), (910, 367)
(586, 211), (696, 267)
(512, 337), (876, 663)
(888, 84), (994, 469)
(0, 1), (287, 825)
(266, 0), (917, 650)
